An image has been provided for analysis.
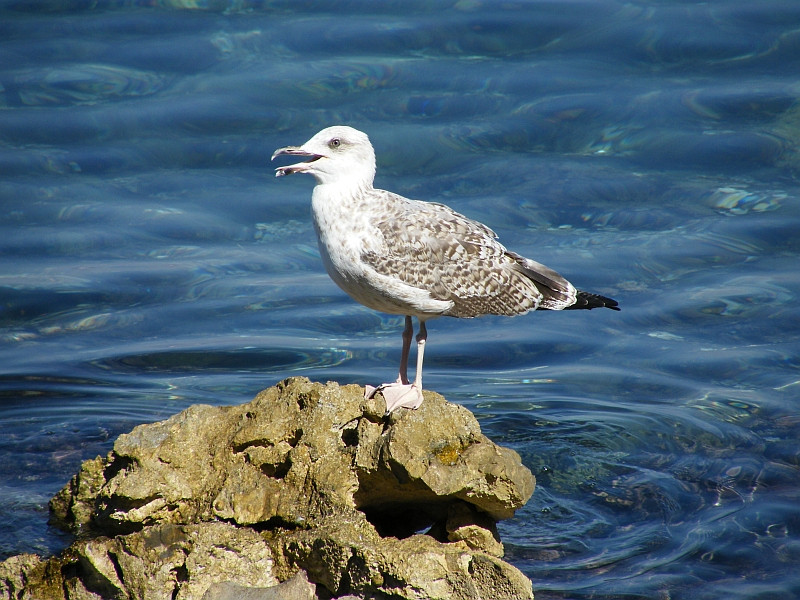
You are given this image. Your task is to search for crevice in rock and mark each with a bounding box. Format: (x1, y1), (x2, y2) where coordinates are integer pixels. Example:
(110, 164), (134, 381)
(74, 551), (123, 599)
(361, 502), (448, 540)
(286, 427), (303, 447)
(170, 562), (189, 600)
(261, 454), (292, 479)
(296, 390), (319, 410)
(353, 468), (442, 513)
(234, 428), (301, 454)
(107, 550), (126, 591)
(342, 551), (375, 593)
(379, 571), (406, 592)
(340, 425), (359, 447)
(386, 458), (411, 485)
(337, 566), (353, 596)
(60, 559), (80, 591)
(92, 495), (155, 535)
(232, 438), (269, 453)
(60, 569), (72, 600)
(249, 515), (306, 533)
(102, 454), (134, 483)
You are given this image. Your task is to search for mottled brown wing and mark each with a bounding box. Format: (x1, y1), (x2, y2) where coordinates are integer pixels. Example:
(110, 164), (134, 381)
(361, 193), (545, 318)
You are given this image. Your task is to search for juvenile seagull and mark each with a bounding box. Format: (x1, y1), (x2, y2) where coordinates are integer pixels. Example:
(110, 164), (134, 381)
(272, 126), (619, 413)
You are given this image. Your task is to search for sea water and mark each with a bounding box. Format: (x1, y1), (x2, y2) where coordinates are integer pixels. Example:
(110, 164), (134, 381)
(1, 2), (799, 598)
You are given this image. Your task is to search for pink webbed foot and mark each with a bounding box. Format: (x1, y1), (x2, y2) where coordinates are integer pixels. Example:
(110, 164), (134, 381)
(379, 382), (425, 413)
(365, 381), (424, 413)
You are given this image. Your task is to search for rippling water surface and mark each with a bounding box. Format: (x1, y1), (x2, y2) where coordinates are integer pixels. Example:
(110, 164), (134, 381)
(2, 1), (800, 598)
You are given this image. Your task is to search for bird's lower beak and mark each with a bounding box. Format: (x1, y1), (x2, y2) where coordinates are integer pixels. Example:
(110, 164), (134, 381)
(271, 145), (323, 177)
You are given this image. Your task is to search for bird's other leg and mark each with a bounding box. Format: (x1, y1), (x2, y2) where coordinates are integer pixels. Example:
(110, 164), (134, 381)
(412, 320), (427, 391)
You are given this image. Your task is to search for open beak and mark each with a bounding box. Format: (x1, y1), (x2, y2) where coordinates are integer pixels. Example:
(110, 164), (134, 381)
(271, 145), (323, 177)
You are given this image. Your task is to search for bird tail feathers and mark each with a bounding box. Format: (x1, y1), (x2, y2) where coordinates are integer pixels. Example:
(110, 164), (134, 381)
(564, 290), (620, 311)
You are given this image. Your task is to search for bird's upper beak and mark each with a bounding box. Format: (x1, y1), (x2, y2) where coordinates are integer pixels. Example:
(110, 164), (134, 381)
(271, 145), (323, 177)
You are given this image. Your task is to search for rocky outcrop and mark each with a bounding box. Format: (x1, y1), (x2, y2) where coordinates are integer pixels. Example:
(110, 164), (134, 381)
(1, 377), (535, 600)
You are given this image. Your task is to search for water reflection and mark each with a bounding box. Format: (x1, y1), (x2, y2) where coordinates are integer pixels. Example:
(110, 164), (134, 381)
(2, 64), (172, 107)
(91, 346), (351, 374)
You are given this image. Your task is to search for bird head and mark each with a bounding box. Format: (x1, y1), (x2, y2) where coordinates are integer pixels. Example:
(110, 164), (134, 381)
(272, 126), (376, 187)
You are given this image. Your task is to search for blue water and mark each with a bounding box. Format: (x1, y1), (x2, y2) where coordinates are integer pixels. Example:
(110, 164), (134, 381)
(2, 1), (799, 598)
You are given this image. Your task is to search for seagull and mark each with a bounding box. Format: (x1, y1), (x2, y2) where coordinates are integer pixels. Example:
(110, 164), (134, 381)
(272, 126), (619, 413)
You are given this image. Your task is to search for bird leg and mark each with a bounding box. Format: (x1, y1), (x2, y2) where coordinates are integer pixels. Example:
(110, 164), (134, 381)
(413, 320), (427, 391)
(365, 317), (427, 413)
(396, 315), (413, 385)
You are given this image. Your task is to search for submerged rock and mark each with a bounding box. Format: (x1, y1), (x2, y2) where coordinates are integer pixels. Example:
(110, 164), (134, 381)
(1, 377), (535, 600)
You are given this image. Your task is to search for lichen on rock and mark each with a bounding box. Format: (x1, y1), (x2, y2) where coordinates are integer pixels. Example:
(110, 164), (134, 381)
(3, 377), (535, 600)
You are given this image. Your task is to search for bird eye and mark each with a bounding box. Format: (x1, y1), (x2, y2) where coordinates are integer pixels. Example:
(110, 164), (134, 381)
(329, 138), (341, 149)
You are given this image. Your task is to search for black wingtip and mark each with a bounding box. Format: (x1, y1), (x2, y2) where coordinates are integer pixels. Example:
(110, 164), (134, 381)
(566, 291), (620, 311)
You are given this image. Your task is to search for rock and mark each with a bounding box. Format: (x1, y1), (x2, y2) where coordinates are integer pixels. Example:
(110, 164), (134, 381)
(202, 570), (315, 600)
(0, 554), (51, 599)
(445, 503), (505, 557)
(4, 378), (535, 600)
(1, 522), (278, 600)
